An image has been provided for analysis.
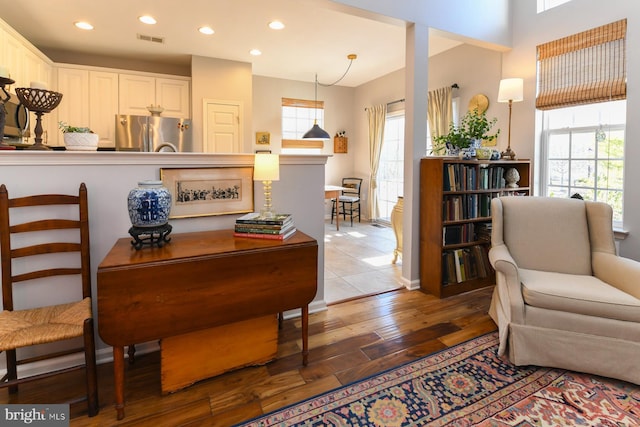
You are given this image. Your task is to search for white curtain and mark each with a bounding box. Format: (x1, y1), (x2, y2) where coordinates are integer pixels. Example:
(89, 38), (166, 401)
(427, 86), (453, 154)
(367, 104), (386, 220)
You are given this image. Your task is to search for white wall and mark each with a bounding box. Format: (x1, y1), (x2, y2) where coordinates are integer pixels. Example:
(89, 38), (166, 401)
(252, 75), (357, 217)
(191, 56), (253, 152)
(0, 152), (328, 370)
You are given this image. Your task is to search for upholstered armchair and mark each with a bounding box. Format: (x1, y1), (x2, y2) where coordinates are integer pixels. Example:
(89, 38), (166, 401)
(489, 196), (640, 385)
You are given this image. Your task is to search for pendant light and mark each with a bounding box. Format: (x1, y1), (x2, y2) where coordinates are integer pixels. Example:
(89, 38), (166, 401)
(303, 54), (357, 139)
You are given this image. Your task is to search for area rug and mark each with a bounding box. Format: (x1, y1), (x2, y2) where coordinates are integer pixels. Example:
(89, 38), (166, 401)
(236, 332), (640, 426)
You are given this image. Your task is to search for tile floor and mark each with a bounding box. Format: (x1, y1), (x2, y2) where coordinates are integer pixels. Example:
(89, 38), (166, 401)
(324, 219), (404, 304)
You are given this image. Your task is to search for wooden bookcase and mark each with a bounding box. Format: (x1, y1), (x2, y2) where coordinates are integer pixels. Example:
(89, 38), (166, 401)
(419, 157), (531, 298)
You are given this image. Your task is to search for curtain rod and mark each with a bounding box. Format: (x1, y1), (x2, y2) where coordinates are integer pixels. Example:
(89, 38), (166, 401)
(364, 84), (457, 111)
(364, 98), (404, 111)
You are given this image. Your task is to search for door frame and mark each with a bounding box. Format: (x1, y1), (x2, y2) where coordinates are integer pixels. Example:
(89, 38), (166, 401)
(202, 98), (244, 153)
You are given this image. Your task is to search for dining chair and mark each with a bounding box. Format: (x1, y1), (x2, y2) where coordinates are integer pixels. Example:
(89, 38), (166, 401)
(331, 177), (362, 226)
(0, 183), (99, 416)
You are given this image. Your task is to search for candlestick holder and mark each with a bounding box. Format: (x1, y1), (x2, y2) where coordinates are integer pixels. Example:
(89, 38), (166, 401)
(15, 87), (63, 150)
(0, 77), (16, 150)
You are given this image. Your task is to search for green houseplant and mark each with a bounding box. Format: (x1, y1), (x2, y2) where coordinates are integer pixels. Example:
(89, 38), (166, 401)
(432, 109), (500, 155)
(462, 108), (500, 144)
(59, 121), (99, 151)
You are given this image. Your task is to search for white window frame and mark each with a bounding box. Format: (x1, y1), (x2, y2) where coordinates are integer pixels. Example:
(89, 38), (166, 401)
(539, 103), (625, 226)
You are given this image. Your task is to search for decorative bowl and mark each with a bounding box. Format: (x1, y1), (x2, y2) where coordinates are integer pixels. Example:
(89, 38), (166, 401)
(63, 132), (99, 151)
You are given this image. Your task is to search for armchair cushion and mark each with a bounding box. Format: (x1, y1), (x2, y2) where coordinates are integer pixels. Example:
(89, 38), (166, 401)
(520, 269), (640, 323)
(499, 197), (592, 275)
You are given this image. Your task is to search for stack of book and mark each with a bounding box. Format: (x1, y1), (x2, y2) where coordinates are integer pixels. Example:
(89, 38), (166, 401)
(234, 212), (296, 240)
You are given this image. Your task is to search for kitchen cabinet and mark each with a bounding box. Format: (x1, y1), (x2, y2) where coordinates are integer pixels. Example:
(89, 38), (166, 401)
(89, 71), (119, 146)
(56, 67), (90, 132)
(119, 74), (190, 119)
(3, 31), (24, 87)
(55, 68), (119, 147)
(0, 22), (54, 145)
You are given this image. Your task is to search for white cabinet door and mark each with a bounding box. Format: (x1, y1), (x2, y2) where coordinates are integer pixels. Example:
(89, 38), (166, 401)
(89, 71), (118, 146)
(23, 50), (54, 144)
(119, 74), (155, 116)
(56, 68), (90, 146)
(156, 78), (190, 118)
(4, 31), (24, 87)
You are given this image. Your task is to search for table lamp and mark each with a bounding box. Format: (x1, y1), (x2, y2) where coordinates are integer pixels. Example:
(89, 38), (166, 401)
(254, 153), (280, 218)
(497, 78), (523, 160)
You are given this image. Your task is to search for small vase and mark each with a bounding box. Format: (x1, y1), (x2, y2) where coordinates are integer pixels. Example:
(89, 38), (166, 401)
(127, 180), (172, 227)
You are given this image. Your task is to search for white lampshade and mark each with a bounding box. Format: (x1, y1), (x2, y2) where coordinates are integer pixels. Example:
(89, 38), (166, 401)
(497, 78), (524, 103)
(253, 153), (280, 181)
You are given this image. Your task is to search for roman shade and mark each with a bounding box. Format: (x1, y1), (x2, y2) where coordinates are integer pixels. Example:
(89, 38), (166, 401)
(536, 19), (627, 110)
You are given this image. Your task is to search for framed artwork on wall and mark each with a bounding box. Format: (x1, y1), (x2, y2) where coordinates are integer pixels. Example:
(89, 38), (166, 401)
(256, 132), (270, 145)
(160, 167), (254, 218)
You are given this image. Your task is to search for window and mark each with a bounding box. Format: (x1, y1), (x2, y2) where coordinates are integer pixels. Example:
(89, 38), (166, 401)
(537, 20), (627, 226)
(537, 0), (571, 13)
(541, 101), (625, 224)
(281, 97), (324, 151)
(376, 110), (404, 222)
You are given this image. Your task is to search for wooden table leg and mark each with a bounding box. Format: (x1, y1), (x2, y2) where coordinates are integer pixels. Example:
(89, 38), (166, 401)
(113, 346), (125, 420)
(301, 305), (309, 366)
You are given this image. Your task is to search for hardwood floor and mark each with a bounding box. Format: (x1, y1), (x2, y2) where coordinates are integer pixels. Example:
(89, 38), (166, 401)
(0, 286), (496, 426)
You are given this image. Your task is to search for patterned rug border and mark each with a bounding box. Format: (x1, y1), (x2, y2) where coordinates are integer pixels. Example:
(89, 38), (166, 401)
(235, 332), (640, 426)
(235, 333), (500, 426)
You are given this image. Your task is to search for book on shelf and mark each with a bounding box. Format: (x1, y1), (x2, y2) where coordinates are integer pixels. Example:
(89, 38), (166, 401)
(443, 245), (493, 286)
(233, 227), (297, 241)
(235, 212), (293, 226)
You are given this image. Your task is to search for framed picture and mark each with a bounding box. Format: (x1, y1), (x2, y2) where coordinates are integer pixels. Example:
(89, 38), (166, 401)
(256, 131), (270, 145)
(160, 167), (254, 218)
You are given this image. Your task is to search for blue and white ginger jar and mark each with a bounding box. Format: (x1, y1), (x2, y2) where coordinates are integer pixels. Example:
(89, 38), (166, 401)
(127, 180), (172, 227)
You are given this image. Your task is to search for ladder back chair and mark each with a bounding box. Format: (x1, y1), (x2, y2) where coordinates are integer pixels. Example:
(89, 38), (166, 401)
(0, 183), (98, 417)
(331, 177), (362, 226)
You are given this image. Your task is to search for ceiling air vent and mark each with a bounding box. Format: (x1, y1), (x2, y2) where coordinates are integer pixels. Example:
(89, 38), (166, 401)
(137, 34), (165, 44)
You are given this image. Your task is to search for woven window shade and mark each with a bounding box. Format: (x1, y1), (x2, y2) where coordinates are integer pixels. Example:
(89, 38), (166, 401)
(282, 98), (324, 109)
(536, 19), (626, 110)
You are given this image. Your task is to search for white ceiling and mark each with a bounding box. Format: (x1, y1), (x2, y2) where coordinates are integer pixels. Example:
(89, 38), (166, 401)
(0, 0), (462, 87)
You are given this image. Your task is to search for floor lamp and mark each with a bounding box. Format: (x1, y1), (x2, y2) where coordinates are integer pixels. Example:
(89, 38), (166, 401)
(497, 78), (523, 160)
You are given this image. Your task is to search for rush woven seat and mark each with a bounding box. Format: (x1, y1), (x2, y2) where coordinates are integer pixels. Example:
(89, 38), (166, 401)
(0, 298), (92, 349)
(0, 183), (98, 417)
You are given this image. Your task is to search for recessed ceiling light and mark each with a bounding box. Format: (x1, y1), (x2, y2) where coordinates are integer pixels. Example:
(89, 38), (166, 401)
(139, 15), (157, 25)
(268, 20), (285, 30)
(250, 49), (262, 56)
(74, 21), (94, 30)
(198, 26), (214, 35)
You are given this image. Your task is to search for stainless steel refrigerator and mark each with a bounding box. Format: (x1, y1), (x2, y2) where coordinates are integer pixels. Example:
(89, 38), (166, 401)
(115, 115), (192, 152)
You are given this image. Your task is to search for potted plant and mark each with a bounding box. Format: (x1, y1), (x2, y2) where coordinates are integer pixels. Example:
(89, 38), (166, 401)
(462, 108), (500, 147)
(59, 122), (99, 151)
(432, 108), (500, 156)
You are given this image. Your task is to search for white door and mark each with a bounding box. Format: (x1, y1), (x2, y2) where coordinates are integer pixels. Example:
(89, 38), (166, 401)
(203, 100), (241, 153)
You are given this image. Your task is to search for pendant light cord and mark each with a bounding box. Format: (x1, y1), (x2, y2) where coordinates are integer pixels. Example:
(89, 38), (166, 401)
(318, 55), (357, 87)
